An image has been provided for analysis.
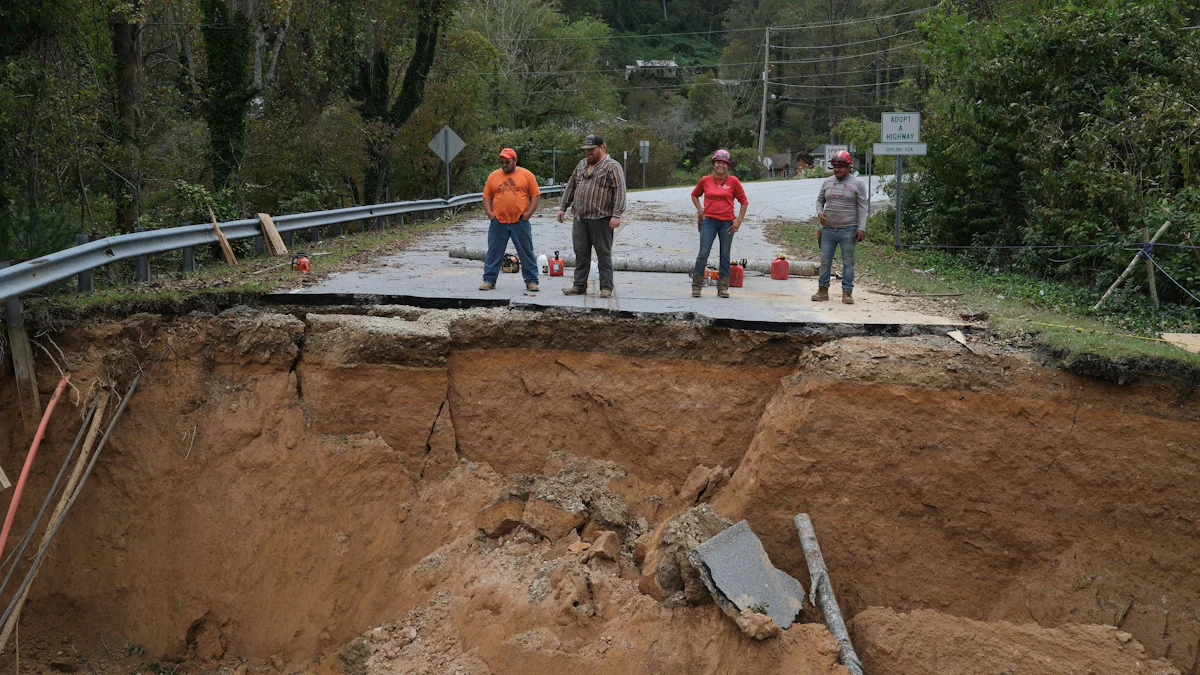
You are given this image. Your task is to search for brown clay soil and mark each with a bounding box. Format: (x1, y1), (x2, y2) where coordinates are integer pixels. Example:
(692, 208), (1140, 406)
(0, 305), (1197, 674)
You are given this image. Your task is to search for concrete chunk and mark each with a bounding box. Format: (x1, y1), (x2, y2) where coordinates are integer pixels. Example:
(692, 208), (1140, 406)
(690, 520), (804, 630)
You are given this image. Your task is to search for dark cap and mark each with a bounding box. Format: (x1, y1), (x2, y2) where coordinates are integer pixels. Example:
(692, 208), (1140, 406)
(580, 133), (604, 149)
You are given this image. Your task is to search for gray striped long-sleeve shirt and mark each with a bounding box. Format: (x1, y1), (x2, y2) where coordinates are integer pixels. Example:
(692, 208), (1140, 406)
(560, 156), (627, 220)
(816, 174), (868, 232)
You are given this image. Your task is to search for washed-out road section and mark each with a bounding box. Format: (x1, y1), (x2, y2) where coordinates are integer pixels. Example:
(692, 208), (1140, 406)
(271, 177), (956, 332)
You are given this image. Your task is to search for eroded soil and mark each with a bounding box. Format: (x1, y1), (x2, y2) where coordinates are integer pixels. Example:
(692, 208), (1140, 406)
(0, 306), (1196, 674)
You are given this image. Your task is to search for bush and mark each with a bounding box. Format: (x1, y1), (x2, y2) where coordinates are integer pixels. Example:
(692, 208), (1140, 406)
(913, 0), (1200, 300)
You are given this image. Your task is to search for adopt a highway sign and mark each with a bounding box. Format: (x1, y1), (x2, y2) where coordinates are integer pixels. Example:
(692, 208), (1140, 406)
(881, 112), (921, 143)
(873, 142), (928, 156)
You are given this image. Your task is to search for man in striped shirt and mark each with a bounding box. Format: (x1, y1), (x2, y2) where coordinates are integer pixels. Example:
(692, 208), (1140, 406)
(556, 133), (627, 298)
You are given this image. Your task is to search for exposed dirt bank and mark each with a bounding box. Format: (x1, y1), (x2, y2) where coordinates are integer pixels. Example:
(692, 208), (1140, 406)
(0, 307), (1196, 673)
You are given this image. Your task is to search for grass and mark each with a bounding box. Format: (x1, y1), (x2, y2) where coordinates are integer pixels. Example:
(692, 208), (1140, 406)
(772, 214), (1200, 375)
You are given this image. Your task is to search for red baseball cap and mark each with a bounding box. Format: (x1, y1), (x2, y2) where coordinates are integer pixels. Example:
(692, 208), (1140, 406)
(498, 148), (517, 160)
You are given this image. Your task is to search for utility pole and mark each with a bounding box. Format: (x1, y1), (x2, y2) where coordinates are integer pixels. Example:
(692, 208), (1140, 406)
(757, 26), (770, 157)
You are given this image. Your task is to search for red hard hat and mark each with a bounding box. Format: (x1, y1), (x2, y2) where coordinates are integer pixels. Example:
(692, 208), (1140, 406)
(831, 150), (852, 165)
(711, 149), (731, 163)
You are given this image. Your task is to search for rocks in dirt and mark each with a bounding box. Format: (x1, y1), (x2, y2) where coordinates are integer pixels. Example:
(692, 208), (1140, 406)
(849, 607), (1182, 675)
(523, 497), (589, 540)
(584, 531), (621, 562)
(477, 496), (526, 537)
(636, 504), (733, 605)
(673, 464), (732, 511)
(736, 609), (784, 641)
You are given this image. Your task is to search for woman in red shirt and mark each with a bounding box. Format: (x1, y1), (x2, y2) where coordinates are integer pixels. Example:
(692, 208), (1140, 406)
(690, 149), (749, 298)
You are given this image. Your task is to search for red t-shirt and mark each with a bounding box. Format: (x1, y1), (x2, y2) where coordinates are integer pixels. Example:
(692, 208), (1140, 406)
(691, 174), (748, 221)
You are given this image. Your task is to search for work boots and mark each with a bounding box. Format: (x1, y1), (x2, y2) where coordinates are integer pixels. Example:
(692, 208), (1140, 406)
(811, 286), (829, 302)
(842, 290), (854, 305)
(691, 273), (704, 297)
(717, 275), (730, 298)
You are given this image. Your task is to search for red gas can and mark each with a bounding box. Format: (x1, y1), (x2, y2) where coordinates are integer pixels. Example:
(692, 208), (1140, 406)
(770, 255), (789, 280)
(729, 260), (745, 287)
(549, 251), (565, 276)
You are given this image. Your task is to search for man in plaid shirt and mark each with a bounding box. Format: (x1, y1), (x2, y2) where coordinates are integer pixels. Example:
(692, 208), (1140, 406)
(557, 133), (627, 298)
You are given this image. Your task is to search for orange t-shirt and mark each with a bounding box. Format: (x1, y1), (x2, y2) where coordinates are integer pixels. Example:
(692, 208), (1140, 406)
(484, 167), (541, 224)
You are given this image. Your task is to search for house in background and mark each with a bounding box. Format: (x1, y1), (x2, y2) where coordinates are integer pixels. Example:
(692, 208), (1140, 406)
(624, 59), (679, 81)
(764, 152), (811, 178)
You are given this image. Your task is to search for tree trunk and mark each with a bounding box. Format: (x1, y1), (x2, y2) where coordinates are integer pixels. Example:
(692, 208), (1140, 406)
(110, 2), (144, 233)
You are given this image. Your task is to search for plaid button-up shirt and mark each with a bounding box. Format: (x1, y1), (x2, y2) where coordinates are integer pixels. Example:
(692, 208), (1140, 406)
(560, 155), (627, 220)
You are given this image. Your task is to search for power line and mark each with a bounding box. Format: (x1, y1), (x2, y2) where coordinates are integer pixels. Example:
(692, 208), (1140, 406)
(512, 7), (934, 42)
(772, 41), (925, 65)
(771, 79), (906, 89)
(769, 64), (924, 81)
(769, 29), (919, 50)
(481, 41), (924, 78)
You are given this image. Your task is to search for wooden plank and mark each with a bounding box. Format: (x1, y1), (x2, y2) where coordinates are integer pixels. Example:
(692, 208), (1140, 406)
(0, 265), (41, 437)
(208, 206), (238, 266)
(256, 213), (288, 255)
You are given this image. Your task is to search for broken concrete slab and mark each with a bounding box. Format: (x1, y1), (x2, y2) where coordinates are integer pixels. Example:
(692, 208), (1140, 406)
(690, 519), (804, 630)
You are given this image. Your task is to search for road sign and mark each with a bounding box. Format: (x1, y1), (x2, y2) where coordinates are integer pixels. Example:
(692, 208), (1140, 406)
(762, 156), (773, 169)
(542, 147), (569, 185)
(823, 144), (847, 172)
(638, 140), (649, 164)
(872, 142), (928, 156)
(881, 112), (921, 143)
(428, 126), (465, 163)
(428, 126), (466, 199)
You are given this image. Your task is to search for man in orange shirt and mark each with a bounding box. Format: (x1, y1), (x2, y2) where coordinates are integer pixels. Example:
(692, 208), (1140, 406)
(480, 148), (541, 292)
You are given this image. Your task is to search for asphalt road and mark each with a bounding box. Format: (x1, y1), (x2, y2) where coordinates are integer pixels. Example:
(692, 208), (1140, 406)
(274, 176), (955, 331)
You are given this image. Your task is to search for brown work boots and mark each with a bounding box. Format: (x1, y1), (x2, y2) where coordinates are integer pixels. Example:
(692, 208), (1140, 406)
(691, 273), (704, 297)
(692, 273), (730, 298)
(717, 275), (730, 299)
(810, 286), (854, 304)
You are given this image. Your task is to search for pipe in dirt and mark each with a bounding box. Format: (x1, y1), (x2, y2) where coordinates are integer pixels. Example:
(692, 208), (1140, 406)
(0, 379), (134, 651)
(448, 247), (820, 277)
(0, 397), (98, 594)
(0, 377), (69, 562)
(795, 513), (865, 675)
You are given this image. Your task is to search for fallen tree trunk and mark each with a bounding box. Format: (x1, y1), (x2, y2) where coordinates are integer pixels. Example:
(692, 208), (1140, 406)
(448, 248), (820, 277)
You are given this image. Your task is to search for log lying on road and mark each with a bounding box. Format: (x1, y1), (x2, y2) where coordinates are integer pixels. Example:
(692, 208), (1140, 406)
(448, 248), (819, 277)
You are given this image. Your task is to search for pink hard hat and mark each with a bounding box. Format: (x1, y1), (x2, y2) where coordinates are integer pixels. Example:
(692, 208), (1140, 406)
(711, 149), (731, 163)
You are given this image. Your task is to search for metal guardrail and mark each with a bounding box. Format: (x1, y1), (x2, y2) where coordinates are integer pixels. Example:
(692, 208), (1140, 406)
(0, 186), (563, 304)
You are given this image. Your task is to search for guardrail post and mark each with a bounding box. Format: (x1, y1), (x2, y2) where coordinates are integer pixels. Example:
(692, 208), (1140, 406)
(333, 221), (343, 237)
(255, 234), (265, 254)
(0, 261), (41, 434)
(75, 233), (94, 292)
(310, 225), (321, 243)
(180, 222), (195, 273)
(134, 226), (150, 282)
(283, 231), (294, 248)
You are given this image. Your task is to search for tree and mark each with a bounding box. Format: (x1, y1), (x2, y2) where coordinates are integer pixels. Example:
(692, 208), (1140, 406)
(110, 0), (144, 232)
(353, 0), (455, 204)
(197, 0), (291, 189)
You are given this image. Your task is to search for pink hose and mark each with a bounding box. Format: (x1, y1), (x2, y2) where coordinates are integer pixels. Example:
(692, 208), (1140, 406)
(0, 377), (69, 561)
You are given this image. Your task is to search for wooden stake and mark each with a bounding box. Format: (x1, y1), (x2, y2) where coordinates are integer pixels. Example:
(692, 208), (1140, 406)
(0, 263), (40, 436)
(1186, 233), (1200, 268)
(1092, 221), (1171, 311)
(256, 213), (288, 255)
(1143, 226), (1158, 310)
(208, 206), (238, 266)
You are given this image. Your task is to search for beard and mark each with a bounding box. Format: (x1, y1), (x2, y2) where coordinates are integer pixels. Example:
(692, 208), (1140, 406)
(502, 164), (516, 174)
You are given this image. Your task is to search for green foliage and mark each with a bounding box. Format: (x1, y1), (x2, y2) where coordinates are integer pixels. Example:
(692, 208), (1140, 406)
(199, 0), (254, 190)
(911, 0), (1200, 304)
(729, 148), (765, 181)
(685, 121), (755, 167)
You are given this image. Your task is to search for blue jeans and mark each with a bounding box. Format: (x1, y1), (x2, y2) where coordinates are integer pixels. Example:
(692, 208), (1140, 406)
(819, 226), (857, 292)
(483, 219), (538, 285)
(693, 218), (734, 277)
